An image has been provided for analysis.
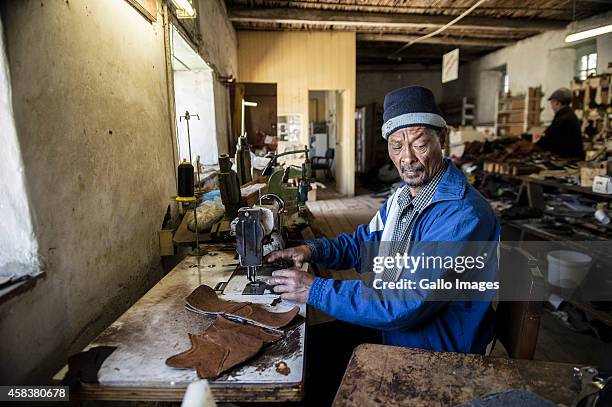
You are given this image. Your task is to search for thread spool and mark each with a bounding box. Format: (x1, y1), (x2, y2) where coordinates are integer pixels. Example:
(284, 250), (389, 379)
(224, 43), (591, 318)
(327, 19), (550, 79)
(177, 159), (195, 201)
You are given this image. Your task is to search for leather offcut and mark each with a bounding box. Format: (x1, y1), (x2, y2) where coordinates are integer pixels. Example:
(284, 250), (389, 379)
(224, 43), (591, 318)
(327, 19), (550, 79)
(184, 284), (299, 329)
(166, 316), (283, 379)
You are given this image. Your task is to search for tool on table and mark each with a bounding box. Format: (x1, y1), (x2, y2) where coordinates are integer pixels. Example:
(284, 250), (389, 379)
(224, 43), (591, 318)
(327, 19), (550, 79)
(232, 194), (285, 295)
(217, 154), (241, 219)
(176, 110), (206, 256)
(236, 135), (252, 186)
(262, 147), (311, 224)
(572, 366), (612, 407)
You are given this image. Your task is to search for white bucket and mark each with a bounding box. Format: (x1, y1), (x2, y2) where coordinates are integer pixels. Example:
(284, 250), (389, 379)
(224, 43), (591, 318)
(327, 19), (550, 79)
(547, 250), (592, 289)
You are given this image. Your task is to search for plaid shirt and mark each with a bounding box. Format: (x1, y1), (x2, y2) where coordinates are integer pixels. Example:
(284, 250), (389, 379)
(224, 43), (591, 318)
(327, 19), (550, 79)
(382, 161), (447, 281)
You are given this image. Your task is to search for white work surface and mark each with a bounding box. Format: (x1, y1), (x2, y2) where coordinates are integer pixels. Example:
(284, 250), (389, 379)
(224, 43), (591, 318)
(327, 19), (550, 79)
(55, 248), (307, 402)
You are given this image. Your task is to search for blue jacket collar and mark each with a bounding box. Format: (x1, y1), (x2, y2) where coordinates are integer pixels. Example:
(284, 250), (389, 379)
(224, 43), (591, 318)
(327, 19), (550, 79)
(431, 158), (467, 202)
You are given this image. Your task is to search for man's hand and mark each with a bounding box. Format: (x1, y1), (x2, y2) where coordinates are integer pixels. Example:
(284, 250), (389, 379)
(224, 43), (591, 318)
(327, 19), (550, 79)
(265, 244), (312, 268)
(269, 268), (315, 303)
(533, 131), (544, 143)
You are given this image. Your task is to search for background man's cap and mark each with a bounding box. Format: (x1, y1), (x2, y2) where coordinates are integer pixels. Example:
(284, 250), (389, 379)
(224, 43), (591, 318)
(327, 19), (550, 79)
(382, 86), (446, 140)
(548, 87), (572, 104)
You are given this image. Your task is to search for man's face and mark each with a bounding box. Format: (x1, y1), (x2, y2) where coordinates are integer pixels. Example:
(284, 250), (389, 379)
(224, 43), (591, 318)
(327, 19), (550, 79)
(550, 99), (562, 113)
(387, 126), (445, 188)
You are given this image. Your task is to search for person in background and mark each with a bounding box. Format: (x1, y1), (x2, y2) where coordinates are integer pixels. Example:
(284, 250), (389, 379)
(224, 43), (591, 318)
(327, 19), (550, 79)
(535, 87), (584, 159)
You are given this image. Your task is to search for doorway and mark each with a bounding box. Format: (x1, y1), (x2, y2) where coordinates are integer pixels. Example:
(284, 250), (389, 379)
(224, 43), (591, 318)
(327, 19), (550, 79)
(308, 90), (340, 181)
(170, 24), (218, 166)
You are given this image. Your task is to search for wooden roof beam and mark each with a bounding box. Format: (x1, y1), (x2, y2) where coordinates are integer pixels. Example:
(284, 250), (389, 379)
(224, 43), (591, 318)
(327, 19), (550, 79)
(357, 33), (513, 48)
(228, 8), (567, 32)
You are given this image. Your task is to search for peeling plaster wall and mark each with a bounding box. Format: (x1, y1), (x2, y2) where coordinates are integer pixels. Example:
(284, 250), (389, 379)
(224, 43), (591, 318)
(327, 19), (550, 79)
(0, 0), (176, 384)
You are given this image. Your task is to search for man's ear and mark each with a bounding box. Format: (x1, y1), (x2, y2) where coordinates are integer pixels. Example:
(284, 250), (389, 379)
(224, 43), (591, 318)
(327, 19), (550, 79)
(438, 127), (448, 149)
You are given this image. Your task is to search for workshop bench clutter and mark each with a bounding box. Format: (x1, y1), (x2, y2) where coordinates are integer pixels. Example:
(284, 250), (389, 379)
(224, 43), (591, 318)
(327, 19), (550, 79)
(55, 252), (307, 403)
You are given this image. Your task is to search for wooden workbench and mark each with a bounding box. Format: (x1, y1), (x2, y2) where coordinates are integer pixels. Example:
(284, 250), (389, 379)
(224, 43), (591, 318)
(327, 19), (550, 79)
(333, 344), (582, 407)
(54, 248), (306, 402)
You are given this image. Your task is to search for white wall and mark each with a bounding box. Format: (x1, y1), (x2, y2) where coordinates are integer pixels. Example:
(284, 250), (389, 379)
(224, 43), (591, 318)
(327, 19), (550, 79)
(468, 29), (574, 124)
(467, 10), (612, 125)
(174, 70), (219, 165)
(0, 16), (39, 279)
(569, 10), (612, 74)
(598, 34), (612, 73)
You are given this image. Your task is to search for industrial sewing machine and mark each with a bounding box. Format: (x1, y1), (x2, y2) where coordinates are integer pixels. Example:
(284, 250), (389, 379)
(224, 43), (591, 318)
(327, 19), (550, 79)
(231, 194), (288, 295)
(262, 147), (311, 225)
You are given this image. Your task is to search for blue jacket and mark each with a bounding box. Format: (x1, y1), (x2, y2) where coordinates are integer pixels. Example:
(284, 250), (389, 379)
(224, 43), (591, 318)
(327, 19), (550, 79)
(305, 160), (500, 354)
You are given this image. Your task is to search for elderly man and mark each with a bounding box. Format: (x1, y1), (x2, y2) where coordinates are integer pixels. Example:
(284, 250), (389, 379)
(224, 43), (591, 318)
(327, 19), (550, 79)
(536, 87), (584, 159)
(268, 86), (499, 354)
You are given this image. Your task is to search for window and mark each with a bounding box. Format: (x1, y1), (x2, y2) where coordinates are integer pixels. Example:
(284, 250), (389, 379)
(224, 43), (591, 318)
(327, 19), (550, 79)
(502, 73), (510, 94)
(579, 53), (597, 80)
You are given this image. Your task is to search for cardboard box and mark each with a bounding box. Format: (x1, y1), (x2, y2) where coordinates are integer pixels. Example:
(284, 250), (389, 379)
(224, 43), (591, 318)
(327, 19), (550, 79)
(580, 160), (612, 187)
(593, 175), (612, 194)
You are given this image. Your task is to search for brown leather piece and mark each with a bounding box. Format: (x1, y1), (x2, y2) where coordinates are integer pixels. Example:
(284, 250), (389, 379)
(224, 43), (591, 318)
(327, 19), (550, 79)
(166, 333), (228, 379)
(206, 330), (263, 373)
(185, 285), (247, 314)
(185, 284), (300, 329)
(232, 304), (300, 329)
(209, 316), (283, 344)
(166, 317), (283, 379)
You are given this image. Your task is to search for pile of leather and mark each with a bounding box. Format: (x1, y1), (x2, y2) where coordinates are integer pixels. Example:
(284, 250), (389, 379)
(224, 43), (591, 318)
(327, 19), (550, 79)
(166, 285), (299, 379)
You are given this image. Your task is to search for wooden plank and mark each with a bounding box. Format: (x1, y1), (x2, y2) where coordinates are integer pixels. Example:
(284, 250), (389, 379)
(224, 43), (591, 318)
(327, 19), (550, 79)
(357, 33), (512, 48)
(319, 200), (355, 234)
(173, 212), (212, 245)
(333, 344), (582, 407)
(72, 382), (302, 402)
(159, 229), (175, 256)
(229, 8), (566, 31)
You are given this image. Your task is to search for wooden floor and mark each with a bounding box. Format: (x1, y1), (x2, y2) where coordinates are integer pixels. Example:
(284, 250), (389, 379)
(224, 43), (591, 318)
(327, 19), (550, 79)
(308, 194), (382, 237)
(305, 186), (384, 325)
(307, 188), (384, 281)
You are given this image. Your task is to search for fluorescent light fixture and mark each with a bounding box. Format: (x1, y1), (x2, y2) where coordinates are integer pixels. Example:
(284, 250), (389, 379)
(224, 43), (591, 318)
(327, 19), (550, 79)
(171, 0), (196, 18)
(565, 24), (612, 43)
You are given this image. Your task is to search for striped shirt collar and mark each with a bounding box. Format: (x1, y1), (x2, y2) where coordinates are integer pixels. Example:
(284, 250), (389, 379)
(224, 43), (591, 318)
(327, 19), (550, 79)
(397, 161), (448, 211)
